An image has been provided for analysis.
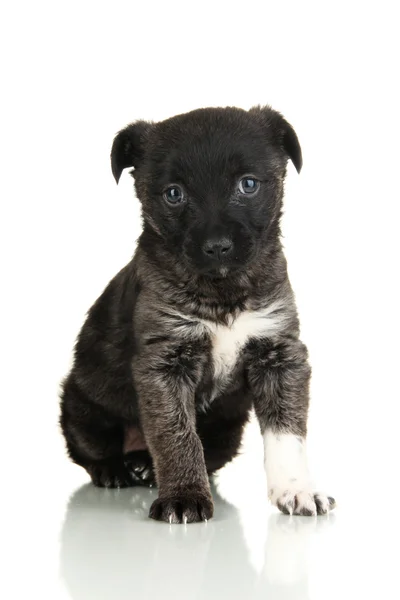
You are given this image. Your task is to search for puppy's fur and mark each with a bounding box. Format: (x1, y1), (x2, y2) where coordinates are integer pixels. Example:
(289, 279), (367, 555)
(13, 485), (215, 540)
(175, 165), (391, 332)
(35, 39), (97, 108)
(60, 106), (335, 523)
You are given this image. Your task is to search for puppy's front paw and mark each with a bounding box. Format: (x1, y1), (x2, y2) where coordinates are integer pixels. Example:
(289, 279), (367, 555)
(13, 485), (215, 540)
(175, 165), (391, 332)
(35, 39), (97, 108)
(149, 491), (214, 524)
(270, 487), (336, 516)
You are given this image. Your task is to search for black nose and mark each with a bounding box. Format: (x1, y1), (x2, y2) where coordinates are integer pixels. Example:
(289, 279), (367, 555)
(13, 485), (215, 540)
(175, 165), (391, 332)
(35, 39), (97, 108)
(202, 238), (233, 260)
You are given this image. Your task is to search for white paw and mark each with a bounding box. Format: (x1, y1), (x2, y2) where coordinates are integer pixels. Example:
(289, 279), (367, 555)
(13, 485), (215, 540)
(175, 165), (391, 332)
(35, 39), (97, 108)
(269, 486), (336, 516)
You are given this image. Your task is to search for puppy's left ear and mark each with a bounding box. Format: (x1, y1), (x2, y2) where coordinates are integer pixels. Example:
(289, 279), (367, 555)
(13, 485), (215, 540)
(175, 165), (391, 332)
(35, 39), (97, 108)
(250, 106), (303, 173)
(111, 120), (153, 183)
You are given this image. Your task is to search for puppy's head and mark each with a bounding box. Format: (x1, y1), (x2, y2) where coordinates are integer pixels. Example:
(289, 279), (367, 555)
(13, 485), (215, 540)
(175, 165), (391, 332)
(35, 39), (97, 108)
(111, 106), (302, 278)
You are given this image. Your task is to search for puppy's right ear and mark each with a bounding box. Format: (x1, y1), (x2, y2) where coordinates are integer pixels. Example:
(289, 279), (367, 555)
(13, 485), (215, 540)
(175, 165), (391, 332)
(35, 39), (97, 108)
(111, 120), (153, 183)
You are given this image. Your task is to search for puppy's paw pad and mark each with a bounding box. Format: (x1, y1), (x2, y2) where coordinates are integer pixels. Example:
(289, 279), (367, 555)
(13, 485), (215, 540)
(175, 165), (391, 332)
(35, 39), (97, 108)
(149, 492), (214, 524)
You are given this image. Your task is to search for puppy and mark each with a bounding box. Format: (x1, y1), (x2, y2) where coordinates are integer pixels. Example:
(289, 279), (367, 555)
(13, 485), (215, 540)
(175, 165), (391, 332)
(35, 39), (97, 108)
(60, 105), (335, 523)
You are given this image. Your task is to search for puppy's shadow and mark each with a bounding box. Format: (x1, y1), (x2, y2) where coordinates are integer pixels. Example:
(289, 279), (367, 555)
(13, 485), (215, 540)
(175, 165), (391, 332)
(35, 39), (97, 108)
(60, 483), (336, 600)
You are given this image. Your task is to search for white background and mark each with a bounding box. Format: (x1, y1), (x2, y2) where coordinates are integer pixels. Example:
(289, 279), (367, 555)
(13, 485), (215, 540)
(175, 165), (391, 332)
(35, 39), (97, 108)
(1, 1), (399, 599)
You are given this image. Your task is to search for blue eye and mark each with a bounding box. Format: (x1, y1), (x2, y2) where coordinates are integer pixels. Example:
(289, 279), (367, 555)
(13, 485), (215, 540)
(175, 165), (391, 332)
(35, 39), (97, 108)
(163, 186), (184, 205)
(238, 177), (260, 195)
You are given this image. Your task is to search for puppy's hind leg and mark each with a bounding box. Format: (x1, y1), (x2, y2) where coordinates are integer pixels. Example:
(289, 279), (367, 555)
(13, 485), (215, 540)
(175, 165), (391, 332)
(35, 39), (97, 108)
(60, 376), (149, 488)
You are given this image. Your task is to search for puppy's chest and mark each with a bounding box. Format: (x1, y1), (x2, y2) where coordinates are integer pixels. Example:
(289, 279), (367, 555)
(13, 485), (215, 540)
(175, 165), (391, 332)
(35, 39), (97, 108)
(208, 318), (256, 383)
(197, 304), (286, 398)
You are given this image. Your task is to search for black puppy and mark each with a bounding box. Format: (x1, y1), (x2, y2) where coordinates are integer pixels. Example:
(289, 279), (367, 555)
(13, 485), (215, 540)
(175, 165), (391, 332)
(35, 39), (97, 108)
(60, 106), (335, 523)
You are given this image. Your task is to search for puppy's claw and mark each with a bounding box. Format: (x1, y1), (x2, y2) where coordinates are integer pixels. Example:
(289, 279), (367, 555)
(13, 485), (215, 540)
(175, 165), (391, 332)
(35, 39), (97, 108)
(328, 496), (336, 509)
(276, 493), (296, 516)
(149, 493), (214, 524)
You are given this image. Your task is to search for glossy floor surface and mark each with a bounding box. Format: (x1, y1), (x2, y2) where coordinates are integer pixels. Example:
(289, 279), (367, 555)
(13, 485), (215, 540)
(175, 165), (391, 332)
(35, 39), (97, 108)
(4, 416), (399, 600)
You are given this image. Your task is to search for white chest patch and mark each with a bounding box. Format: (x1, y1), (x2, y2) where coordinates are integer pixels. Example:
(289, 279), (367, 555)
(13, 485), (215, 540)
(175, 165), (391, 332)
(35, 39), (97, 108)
(203, 301), (287, 384)
(164, 301), (288, 394)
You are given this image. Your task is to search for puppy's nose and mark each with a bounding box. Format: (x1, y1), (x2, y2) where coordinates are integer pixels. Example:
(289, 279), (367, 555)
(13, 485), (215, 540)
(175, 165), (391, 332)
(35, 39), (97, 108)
(202, 238), (233, 260)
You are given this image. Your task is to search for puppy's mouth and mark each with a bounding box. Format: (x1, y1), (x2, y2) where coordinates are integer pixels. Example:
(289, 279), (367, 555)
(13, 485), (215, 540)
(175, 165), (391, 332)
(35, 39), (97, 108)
(181, 254), (232, 279)
(194, 262), (243, 280)
(202, 266), (230, 280)
(182, 250), (256, 280)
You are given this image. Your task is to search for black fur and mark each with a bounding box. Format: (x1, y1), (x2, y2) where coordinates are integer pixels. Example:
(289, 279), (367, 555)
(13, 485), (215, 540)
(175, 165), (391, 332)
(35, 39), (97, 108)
(60, 105), (329, 523)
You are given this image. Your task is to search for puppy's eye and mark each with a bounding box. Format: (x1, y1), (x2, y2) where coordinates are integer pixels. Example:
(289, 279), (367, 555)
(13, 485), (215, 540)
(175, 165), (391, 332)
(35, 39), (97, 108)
(238, 177), (260, 195)
(163, 185), (184, 205)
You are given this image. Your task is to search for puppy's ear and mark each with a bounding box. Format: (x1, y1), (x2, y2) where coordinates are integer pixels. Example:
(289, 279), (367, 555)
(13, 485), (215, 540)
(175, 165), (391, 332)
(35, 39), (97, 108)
(111, 120), (153, 183)
(250, 105), (303, 173)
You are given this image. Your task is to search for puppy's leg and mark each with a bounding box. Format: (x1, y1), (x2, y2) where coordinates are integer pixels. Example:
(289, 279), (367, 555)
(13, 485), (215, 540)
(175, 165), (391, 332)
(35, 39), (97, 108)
(60, 376), (151, 488)
(134, 341), (213, 524)
(247, 337), (335, 516)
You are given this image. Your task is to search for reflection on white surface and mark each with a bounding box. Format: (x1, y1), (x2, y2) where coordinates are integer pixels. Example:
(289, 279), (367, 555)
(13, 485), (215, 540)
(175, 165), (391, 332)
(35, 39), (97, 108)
(60, 482), (335, 600)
